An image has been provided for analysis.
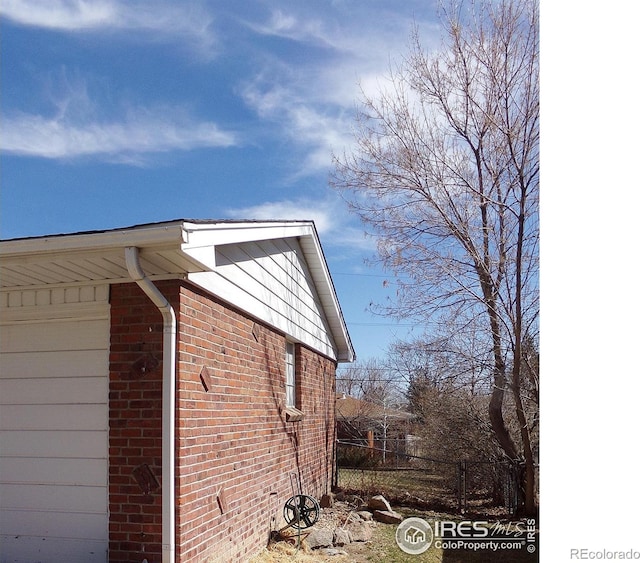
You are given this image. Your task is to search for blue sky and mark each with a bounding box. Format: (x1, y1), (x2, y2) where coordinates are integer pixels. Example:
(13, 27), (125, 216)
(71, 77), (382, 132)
(0, 0), (442, 362)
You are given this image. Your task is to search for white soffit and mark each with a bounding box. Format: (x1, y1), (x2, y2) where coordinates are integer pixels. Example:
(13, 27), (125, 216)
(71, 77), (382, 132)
(0, 222), (206, 288)
(0, 220), (355, 362)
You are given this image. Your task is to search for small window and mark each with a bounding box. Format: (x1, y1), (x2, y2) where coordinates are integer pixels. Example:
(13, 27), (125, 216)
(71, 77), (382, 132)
(285, 341), (303, 422)
(285, 341), (296, 407)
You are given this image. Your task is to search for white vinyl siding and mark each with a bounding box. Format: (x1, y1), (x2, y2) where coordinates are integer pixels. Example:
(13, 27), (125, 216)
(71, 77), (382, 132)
(188, 237), (338, 360)
(0, 297), (109, 563)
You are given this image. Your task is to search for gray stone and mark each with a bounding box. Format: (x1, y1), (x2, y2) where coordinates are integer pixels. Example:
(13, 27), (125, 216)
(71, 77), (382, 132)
(368, 494), (392, 512)
(345, 520), (374, 542)
(333, 528), (351, 546)
(305, 527), (334, 549)
(373, 509), (403, 524)
(357, 510), (373, 521)
(321, 548), (348, 556)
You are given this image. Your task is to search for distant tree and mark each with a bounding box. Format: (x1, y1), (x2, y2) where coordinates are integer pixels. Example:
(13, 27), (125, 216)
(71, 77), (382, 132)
(336, 358), (408, 464)
(332, 0), (539, 514)
(336, 358), (403, 406)
(394, 341), (498, 461)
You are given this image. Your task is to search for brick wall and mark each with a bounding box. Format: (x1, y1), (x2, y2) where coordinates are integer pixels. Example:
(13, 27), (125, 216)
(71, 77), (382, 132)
(109, 282), (178, 562)
(175, 283), (336, 562)
(109, 281), (337, 562)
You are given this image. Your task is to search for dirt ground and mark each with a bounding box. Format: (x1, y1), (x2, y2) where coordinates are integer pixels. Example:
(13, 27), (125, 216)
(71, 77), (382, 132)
(247, 501), (441, 563)
(248, 541), (373, 563)
(248, 501), (539, 563)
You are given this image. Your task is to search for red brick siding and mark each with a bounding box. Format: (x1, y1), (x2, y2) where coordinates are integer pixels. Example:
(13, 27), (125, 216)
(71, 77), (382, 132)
(109, 282), (179, 562)
(175, 283), (336, 562)
(109, 281), (337, 562)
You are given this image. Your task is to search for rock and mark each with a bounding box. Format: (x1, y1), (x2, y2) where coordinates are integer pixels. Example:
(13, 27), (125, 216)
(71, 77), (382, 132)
(322, 548), (348, 556)
(333, 528), (351, 546)
(345, 520), (374, 542)
(368, 495), (392, 512)
(334, 491), (346, 501)
(357, 510), (373, 521)
(305, 527), (334, 549)
(320, 493), (335, 508)
(373, 509), (403, 524)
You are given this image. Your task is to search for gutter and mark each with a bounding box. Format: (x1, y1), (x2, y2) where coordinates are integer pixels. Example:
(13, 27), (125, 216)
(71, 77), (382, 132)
(125, 247), (176, 563)
(2, 221), (187, 257)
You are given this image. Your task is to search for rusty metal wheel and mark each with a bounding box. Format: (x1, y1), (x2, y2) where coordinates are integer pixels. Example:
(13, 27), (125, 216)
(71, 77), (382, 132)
(283, 494), (320, 529)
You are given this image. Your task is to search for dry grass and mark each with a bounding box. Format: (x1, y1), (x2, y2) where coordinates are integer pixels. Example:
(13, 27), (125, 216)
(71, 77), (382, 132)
(248, 540), (351, 563)
(248, 542), (311, 562)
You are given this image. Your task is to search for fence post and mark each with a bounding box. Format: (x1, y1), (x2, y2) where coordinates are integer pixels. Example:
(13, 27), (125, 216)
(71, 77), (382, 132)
(505, 463), (513, 513)
(395, 435), (399, 469)
(333, 440), (339, 490)
(511, 463), (520, 514)
(458, 460), (467, 513)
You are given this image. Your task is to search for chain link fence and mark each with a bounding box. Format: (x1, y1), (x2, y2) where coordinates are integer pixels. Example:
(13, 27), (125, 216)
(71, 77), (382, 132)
(335, 440), (522, 514)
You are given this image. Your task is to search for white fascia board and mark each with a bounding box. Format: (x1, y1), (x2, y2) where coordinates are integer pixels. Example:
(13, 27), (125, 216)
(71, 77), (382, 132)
(181, 221), (314, 261)
(297, 233), (355, 363)
(0, 223), (188, 259)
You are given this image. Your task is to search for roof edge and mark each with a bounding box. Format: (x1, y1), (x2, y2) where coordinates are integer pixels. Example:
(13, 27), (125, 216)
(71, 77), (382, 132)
(0, 219), (356, 362)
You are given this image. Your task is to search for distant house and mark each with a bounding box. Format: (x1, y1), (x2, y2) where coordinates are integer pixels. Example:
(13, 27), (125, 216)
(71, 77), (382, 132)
(0, 220), (354, 563)
(335, 395), (416, 459)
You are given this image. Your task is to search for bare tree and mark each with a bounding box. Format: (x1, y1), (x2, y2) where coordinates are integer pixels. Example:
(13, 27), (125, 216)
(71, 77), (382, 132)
(336, 359), (411, 464)
(332, 0), (539, 514)
(336, 358), (397, 401)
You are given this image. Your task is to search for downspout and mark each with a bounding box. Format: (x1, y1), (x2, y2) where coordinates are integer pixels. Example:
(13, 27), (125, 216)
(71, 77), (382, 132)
(125, 247), (176, 563)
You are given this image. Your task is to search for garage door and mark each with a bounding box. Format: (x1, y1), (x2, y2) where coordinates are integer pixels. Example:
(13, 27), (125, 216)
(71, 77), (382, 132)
(0, 304), (109, 562)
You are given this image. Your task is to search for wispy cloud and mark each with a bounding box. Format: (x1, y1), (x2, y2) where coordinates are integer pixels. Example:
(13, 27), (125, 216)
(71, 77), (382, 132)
(286, 105), (352, 173)
(1, 68), (237, 163)
(0, 0), (217, 56)
(238, 4), (437, 178)
(226, 199), (336, 234)
(241, 67), (353, 177)
(1, 110), (237, 163)
(244, 96), (351, 174)
(1, 0), (117, 29)
(244, 8), (337, 49)
(225, 197), (374, 252)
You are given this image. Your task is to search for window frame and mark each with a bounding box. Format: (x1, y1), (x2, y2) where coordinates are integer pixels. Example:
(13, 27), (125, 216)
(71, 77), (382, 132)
(285, 341), (296, 407)
(284, 340), (303, 422)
